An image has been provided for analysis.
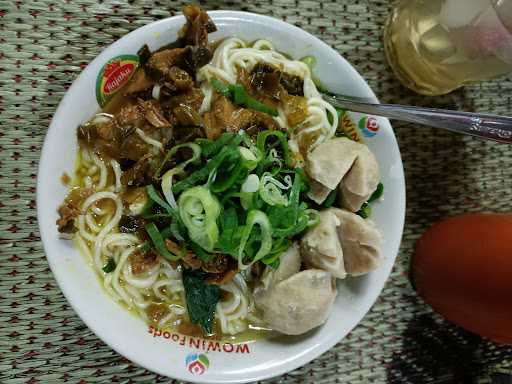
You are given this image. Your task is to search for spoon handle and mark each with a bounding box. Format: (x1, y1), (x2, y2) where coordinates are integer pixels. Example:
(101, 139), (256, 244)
(323, 95), (512, 143)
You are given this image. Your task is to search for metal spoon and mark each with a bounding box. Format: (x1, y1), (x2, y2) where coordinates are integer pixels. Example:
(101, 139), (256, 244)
(322, 94), (512, 143)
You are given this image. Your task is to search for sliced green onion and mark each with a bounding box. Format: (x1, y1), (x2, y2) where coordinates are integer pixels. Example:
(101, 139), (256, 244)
(140, 197), (155, 217)
(259, 173), (288, 206)
(323, 189), (337, 208)
(261, 237), (290, 268)
(160, 226), (173, 238)
(239, 147), (259, 170)
(217, 207), (240, 255)
(230, 83), (278, 116)
(161, 169), (180, 210)
(178, 186), (221, 252)
(155, 143), (201, 179)
(368, 182), (384, 203)
(256, 130), (292, 168)
(211, 79), (278, 116)
(170, 220), (186, 242)
(140, 212), (173, 220)
(173, 142), (242, 194)
(160, 143), (202, 209)
(356, 202), (372, 219)
(209, 150), (246, 193)
(211, 78), (231, 97)
(266, 170), (309, 237)
(300, 55), (321, 87)
(146, 184), (173, 214)
(238, 210), (273, 270)
(139, 242), (152, 253)
(244, 97), (278, 116)
(240, 174), (260, 210)
(102, 258), (116, 273)
(231, 84), (246, 105)
(300, 55), (317, 71)
(211, 167), (246, 193)
(305, 208), (320, 227)
(145, 222), (180, 261)
(241, 174), (260, 193)
(189, 241), (214, 262)
(197, 133), (235, 157)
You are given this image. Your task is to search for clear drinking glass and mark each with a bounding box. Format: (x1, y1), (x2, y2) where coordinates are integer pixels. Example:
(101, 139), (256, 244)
(384, 0), (512, 95)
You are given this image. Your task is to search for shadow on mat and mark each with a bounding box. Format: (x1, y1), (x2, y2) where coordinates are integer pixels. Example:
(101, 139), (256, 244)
(386, 312), (512, 384)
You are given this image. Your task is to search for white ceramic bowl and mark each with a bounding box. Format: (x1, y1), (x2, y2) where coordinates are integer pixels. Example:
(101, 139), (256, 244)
(37, 11), (405, 384)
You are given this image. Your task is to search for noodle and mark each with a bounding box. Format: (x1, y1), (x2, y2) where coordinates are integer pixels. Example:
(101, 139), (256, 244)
(81, 191), (124, 271)
(135, 128), (164, 151)
(216, 274), (255, 335)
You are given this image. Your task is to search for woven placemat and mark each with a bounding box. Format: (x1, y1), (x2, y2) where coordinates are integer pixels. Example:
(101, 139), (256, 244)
(1, 0), (511, 383)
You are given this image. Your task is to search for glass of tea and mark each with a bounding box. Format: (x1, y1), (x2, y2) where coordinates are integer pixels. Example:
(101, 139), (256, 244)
(384, 0), (512, 95)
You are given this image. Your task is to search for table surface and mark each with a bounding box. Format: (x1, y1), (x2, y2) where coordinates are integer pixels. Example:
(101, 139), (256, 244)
(1, 0), (511, 383)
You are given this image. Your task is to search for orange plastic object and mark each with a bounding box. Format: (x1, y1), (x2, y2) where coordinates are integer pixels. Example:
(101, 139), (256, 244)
(412, 213), (512, 345)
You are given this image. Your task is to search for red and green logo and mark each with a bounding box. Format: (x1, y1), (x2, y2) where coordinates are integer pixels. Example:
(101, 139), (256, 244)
(359, 116), (380, 138)
(185, 353), (210, 375)
(96, 55), (139, 107)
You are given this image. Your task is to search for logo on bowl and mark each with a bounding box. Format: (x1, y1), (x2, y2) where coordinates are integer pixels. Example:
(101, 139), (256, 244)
(339, 110), (364, 142)
(96, 55), (139, 107)
(185, 353), (210, 375)
(359, 116), (379, 137)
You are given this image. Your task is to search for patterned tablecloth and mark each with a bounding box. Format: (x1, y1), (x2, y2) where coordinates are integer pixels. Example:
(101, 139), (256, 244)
(1, 0), (511, 383)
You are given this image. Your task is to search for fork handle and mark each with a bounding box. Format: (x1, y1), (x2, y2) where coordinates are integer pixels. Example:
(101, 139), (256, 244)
(323, 95), (512, 144)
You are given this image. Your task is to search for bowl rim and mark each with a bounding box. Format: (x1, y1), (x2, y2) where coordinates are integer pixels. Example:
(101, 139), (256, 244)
(37, 10), (406, 383)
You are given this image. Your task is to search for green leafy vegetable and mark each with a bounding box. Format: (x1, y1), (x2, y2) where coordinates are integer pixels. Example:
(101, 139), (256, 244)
(182, 268), (220, 335)
(145, 222), (180, 261)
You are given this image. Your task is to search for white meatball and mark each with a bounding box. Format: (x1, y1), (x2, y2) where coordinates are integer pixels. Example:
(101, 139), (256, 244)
(305, 137), (380, 212)
(338, 145), (380, 212)
(300, 209), (347, 279)
(254, 269), (337, 335)
(300, 208), (381, 278)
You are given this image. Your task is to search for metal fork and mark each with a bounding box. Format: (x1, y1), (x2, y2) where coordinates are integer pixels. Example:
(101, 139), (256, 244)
(322, 94), (512, 143)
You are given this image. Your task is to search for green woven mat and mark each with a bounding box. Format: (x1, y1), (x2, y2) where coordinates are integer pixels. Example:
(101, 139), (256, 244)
(1, 0), (511, 383)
